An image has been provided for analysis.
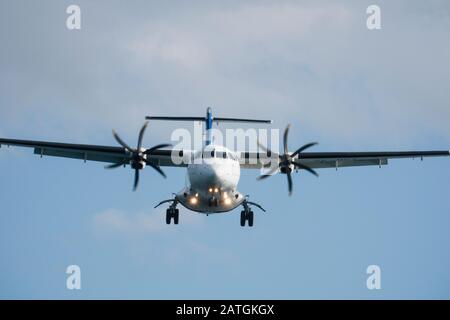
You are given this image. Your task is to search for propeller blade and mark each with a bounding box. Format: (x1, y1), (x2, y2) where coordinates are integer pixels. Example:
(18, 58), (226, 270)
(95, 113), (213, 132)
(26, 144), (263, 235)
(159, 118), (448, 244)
(287, 170), (293, 196)
(137, 121), (149, 150)
(105, 161), (127, 169)
(113, 130), (133, 152)
(257, 174), (272, 181)
(144, 143), (172, 155)
(146, 161), (167, 178)
(257, 140), (269, 153)
(293, 160), (319, 177)
(257, 140), (279, 161)
(291, 142), (319, 158)
(257, 166), (279, 180)
(133, 169), (140, 191)
(283, 124), (291, 155)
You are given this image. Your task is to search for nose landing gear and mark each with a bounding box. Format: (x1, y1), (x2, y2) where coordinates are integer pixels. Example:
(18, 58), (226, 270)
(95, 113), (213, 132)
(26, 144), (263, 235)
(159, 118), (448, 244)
(208, 197), (218, 207)
(240, 197), (266, 227)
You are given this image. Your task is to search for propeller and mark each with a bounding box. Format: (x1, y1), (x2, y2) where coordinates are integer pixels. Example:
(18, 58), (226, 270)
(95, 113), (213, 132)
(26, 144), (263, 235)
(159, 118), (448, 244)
(107, 121), (172, 191)
(257, 124), (319, 196)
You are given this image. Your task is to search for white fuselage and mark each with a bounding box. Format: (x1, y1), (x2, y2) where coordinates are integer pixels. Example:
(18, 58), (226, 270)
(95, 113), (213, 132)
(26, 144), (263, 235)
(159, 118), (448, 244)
(176, 145), (244, 213)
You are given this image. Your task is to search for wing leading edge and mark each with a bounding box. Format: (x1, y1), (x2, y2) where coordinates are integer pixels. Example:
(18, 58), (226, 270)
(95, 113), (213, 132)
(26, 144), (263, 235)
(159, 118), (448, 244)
(0, 138), (186, 168)
(1, 137), (448, 170)
(239, 150), (450, 169)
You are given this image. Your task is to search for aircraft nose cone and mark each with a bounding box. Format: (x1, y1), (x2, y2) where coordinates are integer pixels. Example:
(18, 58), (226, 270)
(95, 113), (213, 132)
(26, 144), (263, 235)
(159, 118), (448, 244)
(203, 164), (221, 184)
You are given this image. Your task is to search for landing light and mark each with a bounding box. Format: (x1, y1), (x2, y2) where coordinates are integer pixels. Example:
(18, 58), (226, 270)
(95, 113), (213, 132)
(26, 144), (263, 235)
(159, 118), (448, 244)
(208, 188), (213, 193)
(214, 188), (219, 193)
(224, 198), (232, 205)
(190, 197), (198, 205)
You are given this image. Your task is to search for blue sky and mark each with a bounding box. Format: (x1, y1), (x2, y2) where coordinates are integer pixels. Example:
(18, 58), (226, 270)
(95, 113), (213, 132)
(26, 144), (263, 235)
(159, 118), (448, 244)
(1, 0), (450, 299)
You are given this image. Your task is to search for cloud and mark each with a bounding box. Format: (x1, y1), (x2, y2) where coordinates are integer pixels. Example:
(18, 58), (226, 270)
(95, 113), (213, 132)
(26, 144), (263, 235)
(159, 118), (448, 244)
(92, 208), (203, 236)
(0, 145), (28, 159)
(1, 0), (449, 147)
(129, 29), (212, 69)
(91, 207), (237, 273)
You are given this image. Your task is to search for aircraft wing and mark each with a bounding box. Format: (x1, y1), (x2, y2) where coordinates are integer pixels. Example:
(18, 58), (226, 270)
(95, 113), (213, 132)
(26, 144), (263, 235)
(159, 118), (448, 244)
(239, 150), (450, 169)
(0, 138), (187, 167)
(1, 138), (448, 170)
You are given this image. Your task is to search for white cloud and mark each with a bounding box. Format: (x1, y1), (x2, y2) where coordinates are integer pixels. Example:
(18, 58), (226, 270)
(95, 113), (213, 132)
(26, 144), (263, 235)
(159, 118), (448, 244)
(91, 207), (237, 272)
(122, 1), (450, 146)
(208, 2), (353, 41)
(1, 1), (449, 147)
(92, 208), (203, 236)
(129, 29), (212, 69)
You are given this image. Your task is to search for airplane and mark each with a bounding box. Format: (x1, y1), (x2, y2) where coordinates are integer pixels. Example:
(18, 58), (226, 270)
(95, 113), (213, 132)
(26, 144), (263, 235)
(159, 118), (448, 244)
(0, 107), (449, 227)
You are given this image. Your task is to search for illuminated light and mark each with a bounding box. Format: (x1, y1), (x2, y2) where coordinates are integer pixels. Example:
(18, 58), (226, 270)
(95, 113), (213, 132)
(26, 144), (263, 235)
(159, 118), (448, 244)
(190, 197), (198, 205)
(195, 193), (199, 198)
(224, 198), (232, 205)
(223, 192), (228, 199)
(214, 188), (219, 193)
(208, 188), (213, 193)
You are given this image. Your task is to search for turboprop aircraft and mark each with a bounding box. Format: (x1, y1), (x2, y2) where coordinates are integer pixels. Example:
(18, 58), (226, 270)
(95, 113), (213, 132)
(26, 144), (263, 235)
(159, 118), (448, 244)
(0, 107), (448, 227)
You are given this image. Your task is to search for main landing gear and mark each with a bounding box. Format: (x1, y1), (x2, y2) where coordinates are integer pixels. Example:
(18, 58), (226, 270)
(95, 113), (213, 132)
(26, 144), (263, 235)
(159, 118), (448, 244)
(166, 207), (179, 225)
(240, 210), (254, 227)
(240, 197), (266, 227)
(154, 197), (179, 225)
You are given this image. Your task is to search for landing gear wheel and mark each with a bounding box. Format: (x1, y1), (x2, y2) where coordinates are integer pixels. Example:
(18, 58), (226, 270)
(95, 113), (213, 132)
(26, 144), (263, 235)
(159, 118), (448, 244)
(166, 209), (172, 225)
(240, 211), (246, 227)
(166, 209), (179, 225)
(238, 198), (265, 227)
(248, 211), (254, 227)
(174, 209), (179, 225)
(240, 211), (254, 227)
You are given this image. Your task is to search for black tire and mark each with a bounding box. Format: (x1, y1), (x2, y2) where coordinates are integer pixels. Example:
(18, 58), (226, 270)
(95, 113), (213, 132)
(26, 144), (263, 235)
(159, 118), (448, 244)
(240, 211), (246, 227)
(248, 211), (254, 227)
(166, 210), (171, 225)
(174, 210), (179, 225)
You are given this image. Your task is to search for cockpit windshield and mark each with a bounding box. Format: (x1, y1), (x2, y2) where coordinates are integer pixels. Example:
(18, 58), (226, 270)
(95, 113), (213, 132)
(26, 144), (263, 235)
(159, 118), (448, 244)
(193, 149), (237, 161)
